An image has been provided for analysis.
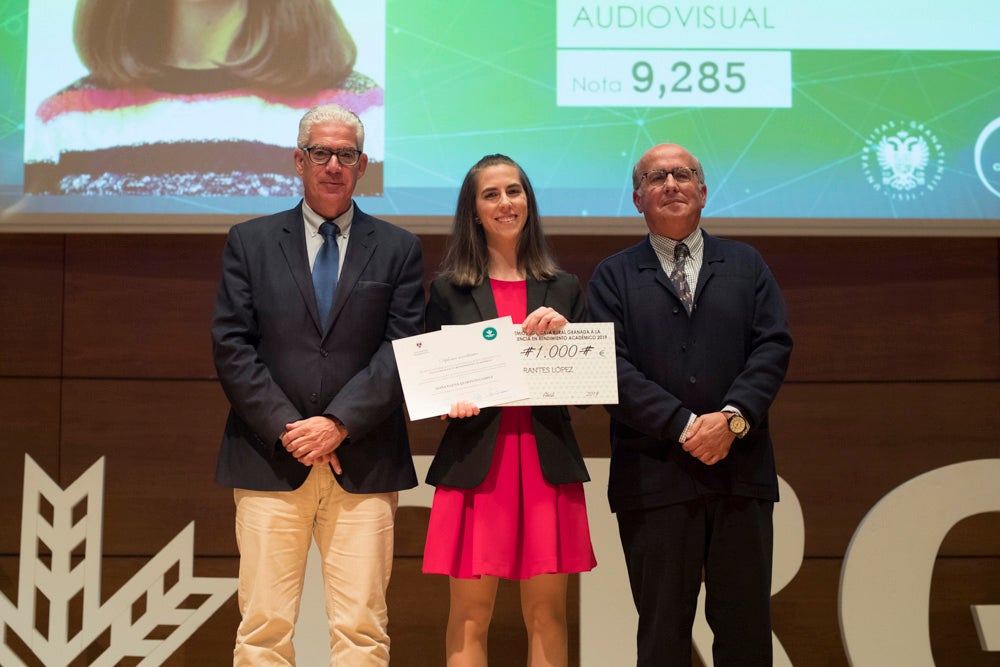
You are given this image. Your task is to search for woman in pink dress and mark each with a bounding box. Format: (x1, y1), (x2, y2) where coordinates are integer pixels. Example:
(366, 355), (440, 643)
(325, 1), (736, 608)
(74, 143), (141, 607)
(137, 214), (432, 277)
(422, 154), (597, 666)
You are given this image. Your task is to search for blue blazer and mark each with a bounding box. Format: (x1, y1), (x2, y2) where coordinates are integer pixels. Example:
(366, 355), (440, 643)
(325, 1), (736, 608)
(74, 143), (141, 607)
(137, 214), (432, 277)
(423, 272), (591, 489)
(212, 202), (425, 493)
(587, 230), (792, 513)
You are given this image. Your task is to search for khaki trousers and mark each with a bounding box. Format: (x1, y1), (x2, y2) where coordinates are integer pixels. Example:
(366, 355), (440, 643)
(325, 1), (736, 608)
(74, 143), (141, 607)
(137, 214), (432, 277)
(233, 464), (397, 666)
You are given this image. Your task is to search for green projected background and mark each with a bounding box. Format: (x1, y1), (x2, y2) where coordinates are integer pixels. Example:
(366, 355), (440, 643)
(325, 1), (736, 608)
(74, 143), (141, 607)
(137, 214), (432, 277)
(1, 0), (998, 230)
(0, 2), (25, 191)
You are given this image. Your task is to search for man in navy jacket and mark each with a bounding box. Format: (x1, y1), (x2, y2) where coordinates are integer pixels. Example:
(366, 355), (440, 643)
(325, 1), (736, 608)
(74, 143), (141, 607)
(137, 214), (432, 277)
(588, 143), (792, 666)
(211, 104), (424, 665)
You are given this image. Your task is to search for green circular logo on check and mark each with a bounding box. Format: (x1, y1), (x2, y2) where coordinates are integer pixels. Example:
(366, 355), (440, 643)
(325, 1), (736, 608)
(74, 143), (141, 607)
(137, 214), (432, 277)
(482, 327), (498, 340)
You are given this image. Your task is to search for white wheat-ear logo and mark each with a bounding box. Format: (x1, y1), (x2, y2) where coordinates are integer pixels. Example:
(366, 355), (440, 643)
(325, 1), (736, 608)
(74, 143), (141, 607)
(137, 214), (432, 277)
(0, 455), (237, 666)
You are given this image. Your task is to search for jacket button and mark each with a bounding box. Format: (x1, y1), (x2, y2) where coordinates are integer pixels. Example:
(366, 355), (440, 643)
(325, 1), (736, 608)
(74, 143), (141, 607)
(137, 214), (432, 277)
(689, 376), (697, 384)
(672, 306), (680, 315)
(320, 349), (329, 358)
(310, 393), (319, 402)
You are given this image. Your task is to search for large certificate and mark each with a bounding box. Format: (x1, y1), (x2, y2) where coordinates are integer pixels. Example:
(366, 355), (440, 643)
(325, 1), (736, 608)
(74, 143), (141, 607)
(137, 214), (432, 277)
(502, 322), (618, 406)
(392, 316), (530, 420)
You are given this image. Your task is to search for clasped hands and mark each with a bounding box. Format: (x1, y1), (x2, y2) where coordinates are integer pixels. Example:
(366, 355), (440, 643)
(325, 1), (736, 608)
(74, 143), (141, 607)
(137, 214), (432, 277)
(682, 412), (736, 466)
(440, 306), (568, 421)
(281, 415), (349, 472)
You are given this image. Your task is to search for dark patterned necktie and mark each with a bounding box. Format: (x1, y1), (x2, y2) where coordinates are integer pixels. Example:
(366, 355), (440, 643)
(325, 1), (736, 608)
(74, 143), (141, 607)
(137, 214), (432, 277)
(670, 242), (693, 313)
(313, 221), (340, 327)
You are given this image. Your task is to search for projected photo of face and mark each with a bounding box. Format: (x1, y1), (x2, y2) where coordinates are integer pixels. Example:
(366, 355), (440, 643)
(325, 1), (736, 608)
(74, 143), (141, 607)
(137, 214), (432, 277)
(23, 0), (385, 198)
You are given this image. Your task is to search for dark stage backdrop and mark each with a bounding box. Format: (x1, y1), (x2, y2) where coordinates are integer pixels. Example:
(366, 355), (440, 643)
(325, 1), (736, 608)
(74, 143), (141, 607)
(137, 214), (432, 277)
(0, 232), (998, 666)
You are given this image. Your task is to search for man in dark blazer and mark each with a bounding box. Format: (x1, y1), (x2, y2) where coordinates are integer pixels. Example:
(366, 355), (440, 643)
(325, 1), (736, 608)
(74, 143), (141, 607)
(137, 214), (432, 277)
(211, 104), (424, 666)
(587, 143), (793, 666)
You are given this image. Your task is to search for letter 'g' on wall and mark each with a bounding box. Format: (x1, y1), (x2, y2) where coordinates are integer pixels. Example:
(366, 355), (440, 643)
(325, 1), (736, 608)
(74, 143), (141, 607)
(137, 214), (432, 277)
(840, 459), (1000, 666)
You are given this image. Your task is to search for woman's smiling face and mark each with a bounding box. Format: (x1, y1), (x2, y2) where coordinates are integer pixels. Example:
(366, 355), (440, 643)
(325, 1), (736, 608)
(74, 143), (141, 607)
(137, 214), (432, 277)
(475, 164), (528, 247)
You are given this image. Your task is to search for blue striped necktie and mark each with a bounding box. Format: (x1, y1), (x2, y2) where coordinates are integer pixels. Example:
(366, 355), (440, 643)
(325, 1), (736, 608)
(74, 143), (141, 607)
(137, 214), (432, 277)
(313, 221), (340, 327)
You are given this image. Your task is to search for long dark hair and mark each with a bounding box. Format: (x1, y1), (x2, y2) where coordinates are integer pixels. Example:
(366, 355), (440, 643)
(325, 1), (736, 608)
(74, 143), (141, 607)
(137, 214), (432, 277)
(440, 154), (558, 287)
(74, 0), (357, 93)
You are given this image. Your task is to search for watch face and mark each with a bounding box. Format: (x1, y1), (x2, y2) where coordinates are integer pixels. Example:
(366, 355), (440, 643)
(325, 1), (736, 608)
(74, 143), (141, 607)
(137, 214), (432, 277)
(729, 415), (748, 435)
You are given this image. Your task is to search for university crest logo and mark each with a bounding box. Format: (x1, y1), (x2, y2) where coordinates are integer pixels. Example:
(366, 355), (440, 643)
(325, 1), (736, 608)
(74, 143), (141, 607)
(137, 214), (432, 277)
(861, 120), (944, 201)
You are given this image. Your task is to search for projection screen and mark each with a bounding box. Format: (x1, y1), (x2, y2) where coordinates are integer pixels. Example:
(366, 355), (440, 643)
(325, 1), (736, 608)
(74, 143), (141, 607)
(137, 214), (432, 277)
(1, 0), (998, 234)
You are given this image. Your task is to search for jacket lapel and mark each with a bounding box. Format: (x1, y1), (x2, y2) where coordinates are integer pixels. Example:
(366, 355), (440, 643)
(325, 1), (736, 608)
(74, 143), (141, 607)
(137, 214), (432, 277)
(637, 237), (681, 302)
(695, 230), (721, 300)
(325, 208), (376, 333)
(470, 280), (499, 321)
(277, 204), (324, 331)
(526, 277), (548, 314)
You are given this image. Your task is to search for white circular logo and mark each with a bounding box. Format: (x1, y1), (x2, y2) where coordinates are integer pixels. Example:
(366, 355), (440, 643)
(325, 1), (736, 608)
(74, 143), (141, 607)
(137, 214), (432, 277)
(974, 116), (1000, 199)
(861, 121), (945, 201)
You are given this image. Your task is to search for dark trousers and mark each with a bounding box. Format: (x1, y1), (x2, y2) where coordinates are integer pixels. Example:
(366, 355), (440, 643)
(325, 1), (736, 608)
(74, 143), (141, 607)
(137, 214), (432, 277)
(616, 495), (774, 667)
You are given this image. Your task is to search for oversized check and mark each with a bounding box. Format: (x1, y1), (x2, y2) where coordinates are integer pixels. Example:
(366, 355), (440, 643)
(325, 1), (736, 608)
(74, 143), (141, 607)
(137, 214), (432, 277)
(502, 322), (618, 406)
(392, 316), (529, 420)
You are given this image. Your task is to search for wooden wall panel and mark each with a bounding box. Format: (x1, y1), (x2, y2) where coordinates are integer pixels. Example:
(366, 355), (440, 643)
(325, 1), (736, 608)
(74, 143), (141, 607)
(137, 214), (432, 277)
(930, 557), (1000, 666)
(0, 379), (61, 554)
(766, 237), (1000, 382)
(62, 235), (223, 379)
(394, 506), (430, 559)
(406, 415), (448, 458)
(1, 232), (998, 666)
(549, 235), (1000, 382)
(59, 379), (235, 557)
(771, 382), (1000, 557)
(50, 234), (1000, 384)
(770, 559), (845, 667)
(0, 234), (64, 377)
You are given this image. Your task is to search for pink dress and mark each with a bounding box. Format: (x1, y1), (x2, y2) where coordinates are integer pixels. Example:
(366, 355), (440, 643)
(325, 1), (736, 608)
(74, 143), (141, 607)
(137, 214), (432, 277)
(422, 279), (597, 580)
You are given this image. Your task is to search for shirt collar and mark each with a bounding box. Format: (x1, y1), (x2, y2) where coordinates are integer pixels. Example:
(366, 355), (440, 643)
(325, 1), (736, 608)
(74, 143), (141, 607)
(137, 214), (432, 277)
(649, 227), (702, 260)
(302, 200), (354, 237)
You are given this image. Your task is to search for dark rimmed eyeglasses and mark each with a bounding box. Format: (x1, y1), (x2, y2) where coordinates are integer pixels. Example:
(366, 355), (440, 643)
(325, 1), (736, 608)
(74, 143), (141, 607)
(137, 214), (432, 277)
(639, 167), (699, 187)
(302, 145), (362, 167)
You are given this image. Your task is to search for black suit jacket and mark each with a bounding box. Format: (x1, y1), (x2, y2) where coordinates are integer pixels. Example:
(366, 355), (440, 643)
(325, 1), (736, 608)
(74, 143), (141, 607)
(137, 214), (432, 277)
(212, 202), (424, 493)
(423, 272), (591, 489)
(587, 230), (793, 512)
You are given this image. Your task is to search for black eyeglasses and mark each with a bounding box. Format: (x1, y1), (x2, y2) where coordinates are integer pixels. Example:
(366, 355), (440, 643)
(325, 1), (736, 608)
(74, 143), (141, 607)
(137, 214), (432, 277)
(640, 167), (699, 187)
(302, 145), (362, 167)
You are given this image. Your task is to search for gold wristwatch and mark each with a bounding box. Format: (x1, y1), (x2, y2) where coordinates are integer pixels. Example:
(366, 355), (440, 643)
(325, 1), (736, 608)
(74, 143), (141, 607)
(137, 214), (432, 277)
(724, 411), (749, 439)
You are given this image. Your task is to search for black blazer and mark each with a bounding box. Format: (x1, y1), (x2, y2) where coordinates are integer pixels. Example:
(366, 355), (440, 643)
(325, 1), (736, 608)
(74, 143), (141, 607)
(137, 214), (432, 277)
(211, 202), (425, 493)
(423, 272), (591, 489)
(587, 230), (793, 513)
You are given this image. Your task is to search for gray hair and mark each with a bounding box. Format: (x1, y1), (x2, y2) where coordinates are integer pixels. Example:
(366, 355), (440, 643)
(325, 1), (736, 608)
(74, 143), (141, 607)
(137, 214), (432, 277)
(297, 104), (365, 150)
(631, 151), (706, 190)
